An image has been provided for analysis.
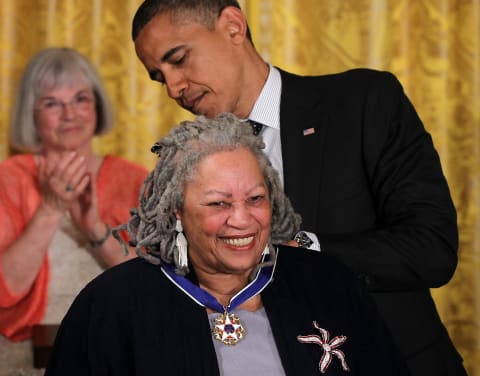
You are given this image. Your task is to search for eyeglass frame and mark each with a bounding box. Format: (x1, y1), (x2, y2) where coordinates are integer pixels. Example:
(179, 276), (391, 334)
(34, 90), (96, 115)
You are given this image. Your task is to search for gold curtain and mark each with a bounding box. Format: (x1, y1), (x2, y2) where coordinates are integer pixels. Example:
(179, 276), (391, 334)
(0, 0), (479, 373)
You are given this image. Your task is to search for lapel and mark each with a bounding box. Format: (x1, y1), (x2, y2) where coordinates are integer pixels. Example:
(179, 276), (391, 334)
(262, 253), (319, 375)
(262, 248), (347, 375)
(278, 69), (329, 230)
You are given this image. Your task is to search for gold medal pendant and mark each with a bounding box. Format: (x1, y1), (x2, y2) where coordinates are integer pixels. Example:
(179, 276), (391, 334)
(212, 311), (246, 345)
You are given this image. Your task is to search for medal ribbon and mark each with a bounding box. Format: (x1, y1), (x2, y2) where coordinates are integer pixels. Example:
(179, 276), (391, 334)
(161, 253), (276, 313)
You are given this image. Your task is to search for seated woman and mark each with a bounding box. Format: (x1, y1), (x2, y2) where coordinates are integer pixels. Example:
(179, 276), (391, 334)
(45, 113), (409, 375)
(0, 48), (148, 372)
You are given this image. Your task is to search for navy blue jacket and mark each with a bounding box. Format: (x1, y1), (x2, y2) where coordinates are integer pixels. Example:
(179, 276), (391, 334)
(46, 247), (409, 375)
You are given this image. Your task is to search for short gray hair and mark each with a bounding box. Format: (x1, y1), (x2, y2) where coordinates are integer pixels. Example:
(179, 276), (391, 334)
(115, 113), (301, 274)
(9, 47), (113, 152)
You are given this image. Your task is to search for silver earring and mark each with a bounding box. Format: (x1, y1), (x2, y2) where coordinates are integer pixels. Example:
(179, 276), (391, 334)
(175, 219), (188, 268)
(262, 244), (270, 255)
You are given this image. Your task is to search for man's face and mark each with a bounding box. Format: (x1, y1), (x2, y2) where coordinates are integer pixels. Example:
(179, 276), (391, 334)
(134, 11), (250, 118)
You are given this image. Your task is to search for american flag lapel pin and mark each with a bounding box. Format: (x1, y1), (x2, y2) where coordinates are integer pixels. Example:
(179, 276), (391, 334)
(303, 127), (315, 136)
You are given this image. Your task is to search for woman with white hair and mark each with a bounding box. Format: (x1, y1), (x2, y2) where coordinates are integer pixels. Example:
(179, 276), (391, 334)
(0, 48), (147, 369)
(46, 114), (409, 375)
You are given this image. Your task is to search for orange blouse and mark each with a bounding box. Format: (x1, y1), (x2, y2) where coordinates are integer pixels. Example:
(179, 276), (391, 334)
(0, 154), (148, 341)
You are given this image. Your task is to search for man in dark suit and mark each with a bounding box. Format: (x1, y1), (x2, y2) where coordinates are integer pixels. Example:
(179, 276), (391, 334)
(131, 1), (467, 374)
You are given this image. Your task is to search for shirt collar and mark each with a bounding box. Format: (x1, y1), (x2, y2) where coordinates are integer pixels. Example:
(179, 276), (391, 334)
(248, 65), (281, 130)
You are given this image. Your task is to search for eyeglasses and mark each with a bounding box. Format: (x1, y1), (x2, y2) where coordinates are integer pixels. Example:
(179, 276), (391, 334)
(34, 93), (95, 115)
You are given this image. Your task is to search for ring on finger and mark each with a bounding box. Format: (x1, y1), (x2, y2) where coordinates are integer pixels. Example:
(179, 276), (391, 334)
(65, 184), (74, 192)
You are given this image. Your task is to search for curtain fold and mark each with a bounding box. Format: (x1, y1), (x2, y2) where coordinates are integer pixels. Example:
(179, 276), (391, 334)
(0, 0), (478, 373)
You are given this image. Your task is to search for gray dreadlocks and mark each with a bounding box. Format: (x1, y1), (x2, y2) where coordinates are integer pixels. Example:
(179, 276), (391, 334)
(114, 113), (301, 274)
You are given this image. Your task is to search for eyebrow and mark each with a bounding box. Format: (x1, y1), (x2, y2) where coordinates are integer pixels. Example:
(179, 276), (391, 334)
(204, 183), (266, 198)
(148, 45), (187, 81)
(38, 88), (92, 100)
(205, 190), (233, 198)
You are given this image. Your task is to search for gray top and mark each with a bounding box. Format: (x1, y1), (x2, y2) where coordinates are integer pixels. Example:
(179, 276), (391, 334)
(208, 307), (286, 376)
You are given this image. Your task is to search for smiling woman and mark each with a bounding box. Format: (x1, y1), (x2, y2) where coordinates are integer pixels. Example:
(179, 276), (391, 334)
(0, 47), (148, 373)
(45, 113), (410, 375)
(32, 85), (97, 152)
(180, 148), (272, 277)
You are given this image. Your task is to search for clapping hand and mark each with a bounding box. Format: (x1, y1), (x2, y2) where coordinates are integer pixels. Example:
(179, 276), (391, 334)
(37, 151), (90, 216)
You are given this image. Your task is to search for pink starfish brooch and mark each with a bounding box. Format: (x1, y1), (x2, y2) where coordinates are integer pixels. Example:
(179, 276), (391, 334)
(297, 321), (350, 373)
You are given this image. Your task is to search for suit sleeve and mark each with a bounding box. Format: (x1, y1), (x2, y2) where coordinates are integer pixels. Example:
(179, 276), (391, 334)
(319, 71), (458, 292)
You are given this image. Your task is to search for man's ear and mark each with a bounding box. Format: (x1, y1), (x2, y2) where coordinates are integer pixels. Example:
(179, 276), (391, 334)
(175, 209), (182, 221)
(216, 6), (248, 44)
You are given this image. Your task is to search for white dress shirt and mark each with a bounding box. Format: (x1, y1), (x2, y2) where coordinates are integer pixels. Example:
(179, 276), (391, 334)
(248, 65), (284, 187)
(248, 66), (320, 251)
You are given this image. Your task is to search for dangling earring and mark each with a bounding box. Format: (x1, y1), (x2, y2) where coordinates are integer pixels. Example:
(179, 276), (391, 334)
(175, 219), (188, 269)
(262, 243), (270, 255)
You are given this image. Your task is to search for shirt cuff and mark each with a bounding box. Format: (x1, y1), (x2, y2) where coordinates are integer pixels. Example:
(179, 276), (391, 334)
(294, 231), (321, 252)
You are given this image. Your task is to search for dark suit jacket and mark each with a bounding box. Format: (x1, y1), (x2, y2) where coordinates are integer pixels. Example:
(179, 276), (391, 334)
(278, 68), (465, 374)
(45, 249), (409, 375)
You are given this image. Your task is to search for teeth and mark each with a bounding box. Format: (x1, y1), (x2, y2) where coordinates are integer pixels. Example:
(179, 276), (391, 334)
(223, 237), (254, 247)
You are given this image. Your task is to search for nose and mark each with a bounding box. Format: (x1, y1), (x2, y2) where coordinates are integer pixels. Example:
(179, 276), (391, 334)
(164, 70), (187, 100)
(226, 204), (252, 229)
(61, 101), (76, 118)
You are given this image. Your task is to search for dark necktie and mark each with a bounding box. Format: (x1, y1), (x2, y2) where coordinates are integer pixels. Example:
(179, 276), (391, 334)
(248, 120), (264, 136)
